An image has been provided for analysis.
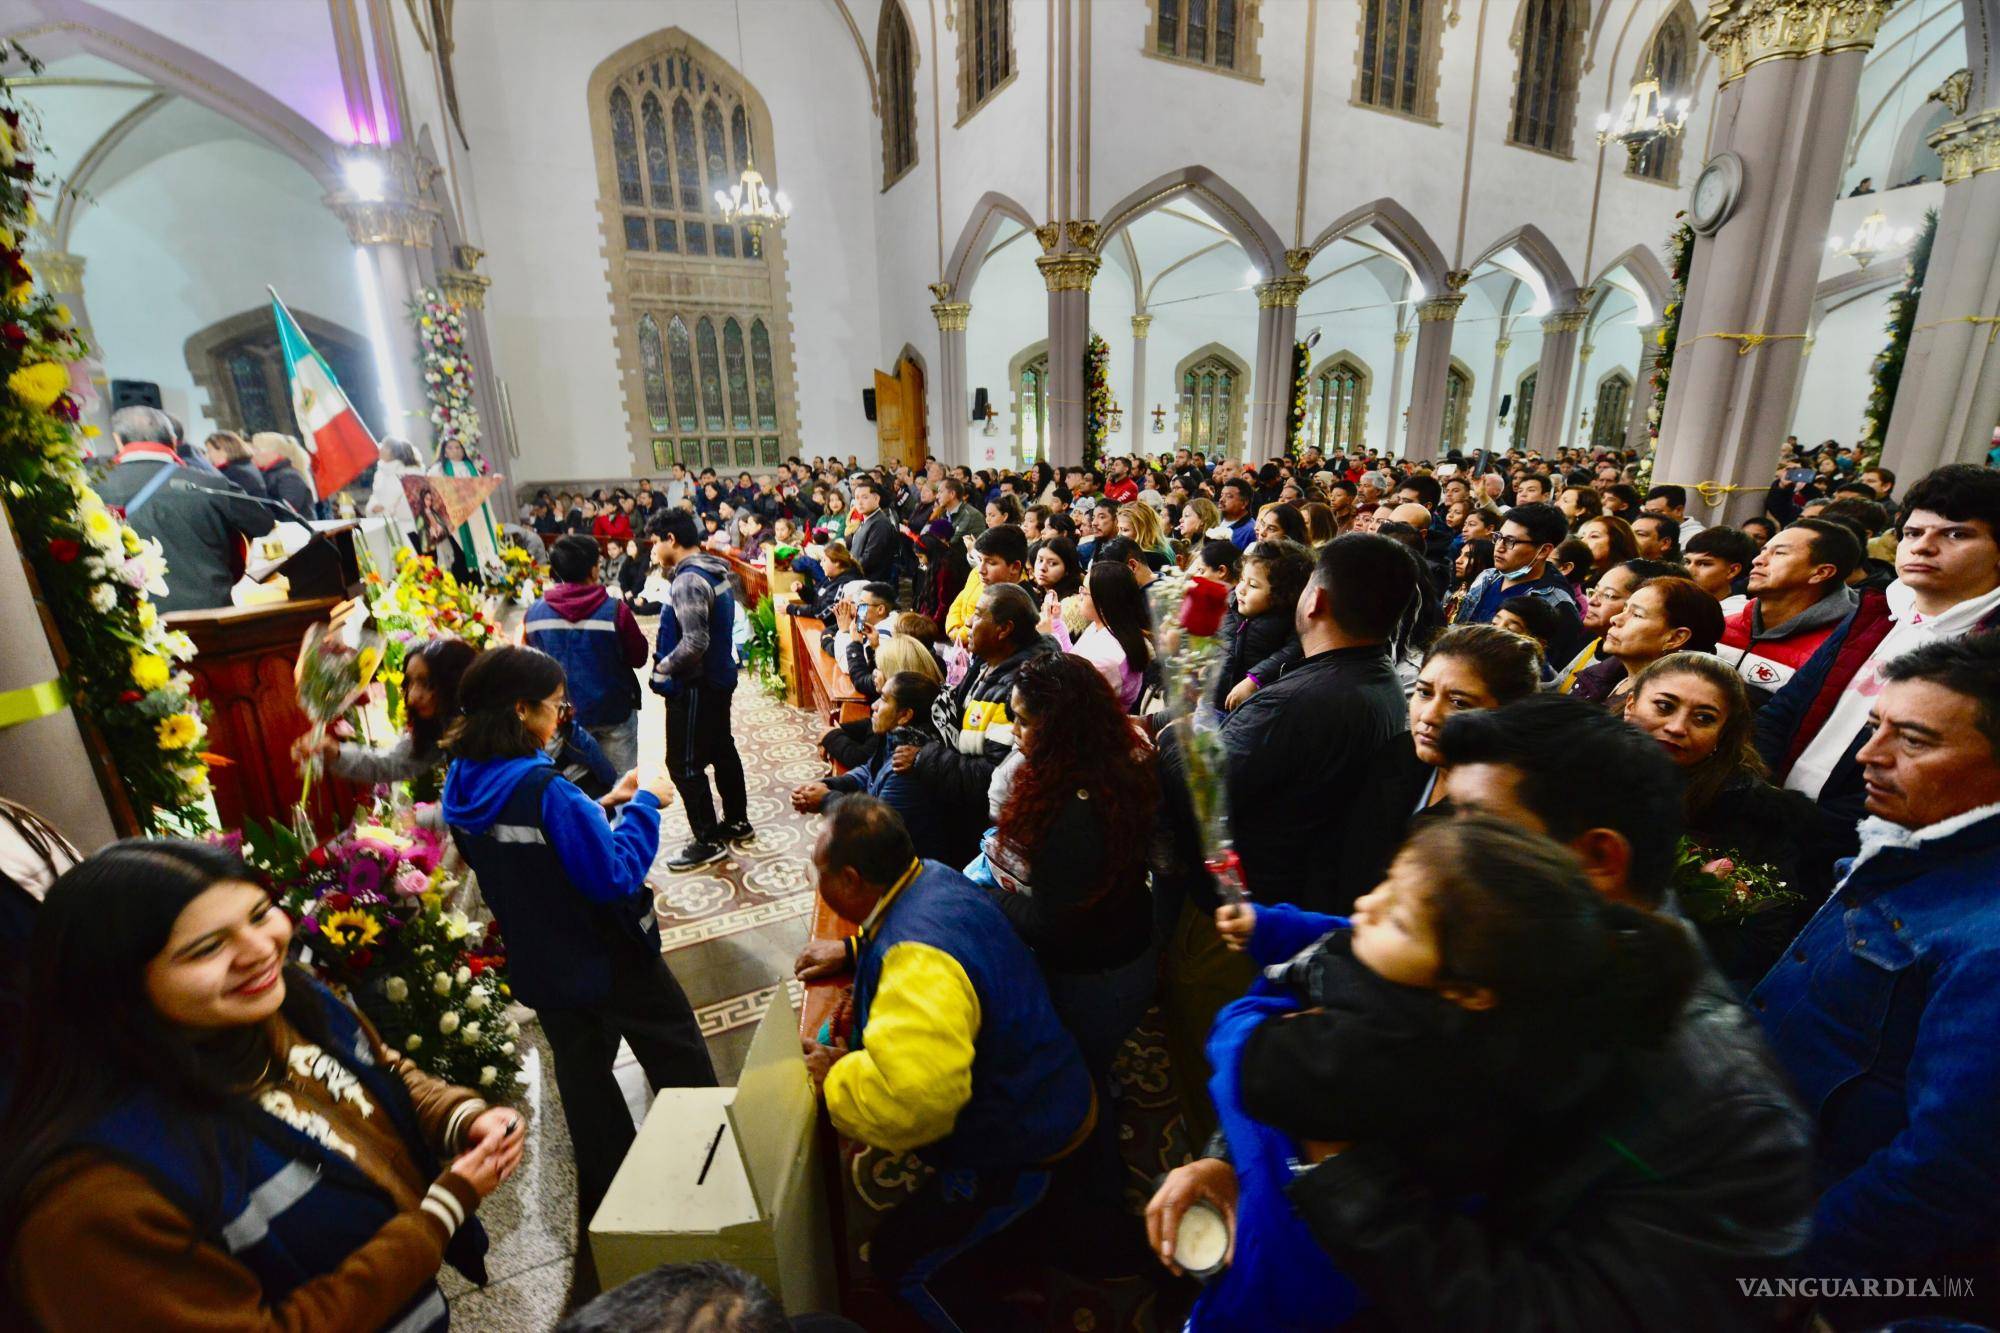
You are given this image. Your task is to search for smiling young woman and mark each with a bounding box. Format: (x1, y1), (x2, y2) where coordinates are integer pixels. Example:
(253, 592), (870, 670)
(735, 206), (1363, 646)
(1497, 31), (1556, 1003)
(1, 840), (523, 1331)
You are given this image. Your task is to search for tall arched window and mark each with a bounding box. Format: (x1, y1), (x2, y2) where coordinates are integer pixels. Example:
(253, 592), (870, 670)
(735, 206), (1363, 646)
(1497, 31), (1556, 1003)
(1311, 355), (1369, 452)
(1177, 349), (1247, 453)
(1149, 0), (1262, 77)
(958, 0), (1015, 122)
(1592, 371), (1632, 452)
(1509, 0), (1585, 156)
(879, 1), (918, 187)
(1630, 4), (1695, 182)
(1016, 351), (1049, 465)
(1441, 362), (1474, 451)
(1511, 369), (1538, 450)
(1356, 0), (1443, 119)
(593, 33), (800, 472)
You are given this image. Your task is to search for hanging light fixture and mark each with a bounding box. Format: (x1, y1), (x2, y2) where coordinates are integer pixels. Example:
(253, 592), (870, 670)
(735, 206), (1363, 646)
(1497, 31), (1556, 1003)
(713, 0), (792, 255)
(1827, 210), (1916, 269)
(1595, 62), (1689, 164)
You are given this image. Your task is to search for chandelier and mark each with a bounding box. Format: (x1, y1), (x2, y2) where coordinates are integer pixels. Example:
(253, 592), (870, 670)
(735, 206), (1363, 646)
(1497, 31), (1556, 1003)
(713, 152), (791, 255)
(1595, 68), (1689, 164)
(1827, 210), (1915, 269)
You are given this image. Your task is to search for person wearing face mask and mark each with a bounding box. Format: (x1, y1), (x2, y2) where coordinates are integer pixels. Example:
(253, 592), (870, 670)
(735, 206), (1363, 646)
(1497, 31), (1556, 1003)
(1569, 576), (1725, 706)
(1622, 653), (1828, 990)
(2, 840), (523, 1331)
(1450, 503), (1585, 664)
(1332, 625), (1545, 911)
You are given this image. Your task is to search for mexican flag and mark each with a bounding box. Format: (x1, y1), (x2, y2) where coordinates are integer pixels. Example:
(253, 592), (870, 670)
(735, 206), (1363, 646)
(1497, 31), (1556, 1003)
(271, 288), (378, 496)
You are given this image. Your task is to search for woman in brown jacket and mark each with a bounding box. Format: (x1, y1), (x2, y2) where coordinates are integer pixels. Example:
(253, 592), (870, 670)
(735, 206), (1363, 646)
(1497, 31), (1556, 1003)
(1, 840), (523, 1331)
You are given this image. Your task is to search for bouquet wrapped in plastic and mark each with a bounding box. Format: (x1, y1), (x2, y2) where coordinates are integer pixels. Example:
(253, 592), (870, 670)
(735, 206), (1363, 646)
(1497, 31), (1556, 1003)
(294, 598), (385, 809)
(1147, 565), (1249, 902)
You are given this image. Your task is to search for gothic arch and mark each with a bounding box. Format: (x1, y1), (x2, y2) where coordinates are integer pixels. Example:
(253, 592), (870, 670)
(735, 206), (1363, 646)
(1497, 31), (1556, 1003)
(1466, 223), (1580, 307)
(1304, 198), (1451, 297)
(943, 190), (1039, 298)
(1097, 167), (1287, 278)
(1590, 243), (1673, 324)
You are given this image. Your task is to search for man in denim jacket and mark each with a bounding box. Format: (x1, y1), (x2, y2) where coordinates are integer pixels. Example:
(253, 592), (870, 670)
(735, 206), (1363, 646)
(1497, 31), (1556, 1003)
(1752, 634), (2000, 1319)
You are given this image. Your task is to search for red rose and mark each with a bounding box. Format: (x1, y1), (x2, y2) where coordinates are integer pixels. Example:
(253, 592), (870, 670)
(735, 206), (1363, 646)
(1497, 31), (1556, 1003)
(348, 947), (374, 970)
(305, 846), (333, 869)
(47, 538), (79, 563)
(322, 891), (352, 910)
(118, 690), (142, 704)
(1180, 576), (1231, 638)
(1, 324), (26, 347)
(466, 954), (493, 976)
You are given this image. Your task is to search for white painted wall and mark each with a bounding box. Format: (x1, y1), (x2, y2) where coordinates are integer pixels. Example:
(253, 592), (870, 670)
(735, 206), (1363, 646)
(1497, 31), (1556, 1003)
(1795, 285), (1895, 446)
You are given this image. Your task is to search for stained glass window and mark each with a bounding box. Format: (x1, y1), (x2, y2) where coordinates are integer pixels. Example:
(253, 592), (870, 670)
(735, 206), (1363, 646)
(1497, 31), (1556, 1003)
(228, 350), (279, 435)
(760, 437), (781, 465)
(653, 440), (675, 469)
(724, 319), (751, 429)
(960, 0), (1014, 119)
(702, 102), (736, 258)
(697, 318), (724, 430)
(1314, 359), (1366, 452)
(639, 314), (669, 429)
(669, 316), (699, 432)
(1512, 371), (1537, 450)
(643, 93), (672, 208)
(1442, 365), (1472, 450)
(1188, 0), (1207, 61)
(1510, 0), (1582, 155)
(734, 439), (756, 467)
(1180, 355), (1240, 450)
(623, 217), (649, 250)
(611, 88), (642, 206)
(1158, 0), (1179, 52)
(750, 320), (777, 429)
(1593, 374), (1632, 451)
(673, 97), (701, 211)
(1358, 0), (1438, 117)
(1018, 354), (1049, 465)
(879, 3), (917, 185)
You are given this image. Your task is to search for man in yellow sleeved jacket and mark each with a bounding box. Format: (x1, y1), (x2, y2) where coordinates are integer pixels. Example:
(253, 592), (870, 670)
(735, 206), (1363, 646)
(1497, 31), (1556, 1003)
(796, 796), (1094, 1330)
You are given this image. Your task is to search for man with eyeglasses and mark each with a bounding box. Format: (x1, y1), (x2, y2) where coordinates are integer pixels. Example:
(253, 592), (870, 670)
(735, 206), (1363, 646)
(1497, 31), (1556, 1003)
(1450, 501), (1585, 661)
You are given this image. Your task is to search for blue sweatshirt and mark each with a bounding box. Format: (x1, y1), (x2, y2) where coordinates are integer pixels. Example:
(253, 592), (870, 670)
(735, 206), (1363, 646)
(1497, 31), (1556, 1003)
(442, 754), (661, 905)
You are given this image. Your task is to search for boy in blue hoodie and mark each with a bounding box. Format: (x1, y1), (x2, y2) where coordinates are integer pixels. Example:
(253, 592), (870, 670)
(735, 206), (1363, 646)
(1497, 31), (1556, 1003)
(524, 534), (648, 772)
(442, 645), (716, 1241)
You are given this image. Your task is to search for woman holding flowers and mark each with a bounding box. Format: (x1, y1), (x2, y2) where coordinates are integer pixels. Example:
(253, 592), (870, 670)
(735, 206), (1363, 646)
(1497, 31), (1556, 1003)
(440, 646), (715, 1258)
(1622, 652), (1827, 990)
(1, 839), (522, 1331)
(293, 637), (477, 810)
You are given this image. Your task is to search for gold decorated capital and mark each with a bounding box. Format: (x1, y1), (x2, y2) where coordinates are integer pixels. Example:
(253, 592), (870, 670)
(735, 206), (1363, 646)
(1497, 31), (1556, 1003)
(1131, 314), (1154, 338)
(1443, 267), (1472, 292)
(1064, 218), (1101, 253)
(1036, 252), (1100, 292)
(438, 267), (491, 310)
(928, 280), (955, 302)
(29, 249), (84, 294)
(1932, 107), (2000, 185)
(1700, 0), (1892, 86)
(1284, 247), (1313, 276)
(1256, 276), (1310, 309)
(1542, 307), (1591, 334)
(1930, 69), (1970, 117)
(1417, 293), (1466, 323)
(1393, 330), (1414, 349)
(1493, 337), (1513, 354)
(1033, 221), (1063, 253)
(930, 300), (972, 331)
(324, 144), (439, 247)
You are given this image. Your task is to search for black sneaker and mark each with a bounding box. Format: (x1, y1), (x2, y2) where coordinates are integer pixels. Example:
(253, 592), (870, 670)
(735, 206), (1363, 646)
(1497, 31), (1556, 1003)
(665, 841), (726, 872)
(716, 819), (755, 846)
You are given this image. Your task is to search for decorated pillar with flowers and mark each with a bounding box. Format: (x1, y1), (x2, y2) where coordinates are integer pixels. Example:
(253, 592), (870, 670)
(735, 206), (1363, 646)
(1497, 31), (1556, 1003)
(1038, 220), (1100, 469)
(1251, 253), (1310, 459)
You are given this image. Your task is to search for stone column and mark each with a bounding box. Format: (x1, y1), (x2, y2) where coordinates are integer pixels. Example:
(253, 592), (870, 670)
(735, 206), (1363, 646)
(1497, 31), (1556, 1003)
(928, 282), (971, 466)
(29, 250), (109, 453)
(1036, 222), (1099, 470)
(1404, 288), (1466, 459)
(1569, 340), (1597, 452)
(1129, 313), (1152, 455)
(1629, 324), (1662, 453)
(1529, 302), (1590, 456)
(1654, 0), (1891, 523)
(1384, 328), (1412, 456)
(1253, 259), (1310, 459)
(324, 144), (440, 451)
(1481, 334), (1513, 453)
(1879, 107), (2000, 478)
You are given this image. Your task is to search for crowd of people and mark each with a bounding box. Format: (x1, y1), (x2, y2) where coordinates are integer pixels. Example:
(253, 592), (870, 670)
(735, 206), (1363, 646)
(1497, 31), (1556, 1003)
(4, 431), (1998, 1331)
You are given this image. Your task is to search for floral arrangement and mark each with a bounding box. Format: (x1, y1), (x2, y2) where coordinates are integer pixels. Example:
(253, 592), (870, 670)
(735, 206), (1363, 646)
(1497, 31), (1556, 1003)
(235, 814), (522, 1092)
(363, 547), (502, 724)
(1286, 339), (1311, 457)
(0, 54), (209, 832)
(1082, 333), (1112, 471)
(1669, 839), (1801, 926)
(1145, 565), (1247, 902)
(294, 606), (384, 805)
(410, 288), (486, 473)
(1646, 217), (1694, 446)
(744, 594), (784, 698)
(1863, 207), (1936, 452)
(482, 538), (543, 604)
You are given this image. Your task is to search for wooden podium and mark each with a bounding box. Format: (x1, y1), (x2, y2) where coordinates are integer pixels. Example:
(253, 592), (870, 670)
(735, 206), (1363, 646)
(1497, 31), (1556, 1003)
(166, 597), (368, 837)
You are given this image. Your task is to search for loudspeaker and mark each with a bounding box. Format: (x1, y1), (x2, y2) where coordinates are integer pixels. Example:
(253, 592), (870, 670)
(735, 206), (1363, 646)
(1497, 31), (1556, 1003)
(1498, 392), (1513, 420)
(111, 379), (163, 410)
(862, 388), (877, 421)
(972, 387), (989, 423)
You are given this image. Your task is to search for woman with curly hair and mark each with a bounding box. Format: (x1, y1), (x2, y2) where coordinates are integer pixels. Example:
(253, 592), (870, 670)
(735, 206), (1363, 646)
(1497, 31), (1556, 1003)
(981, 652), (1159, 1088)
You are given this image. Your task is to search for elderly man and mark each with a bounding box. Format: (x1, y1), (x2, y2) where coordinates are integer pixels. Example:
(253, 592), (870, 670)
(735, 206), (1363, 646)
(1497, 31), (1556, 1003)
(94, 405), (274, 613)
(797, 798), (1092, 1331)
(1752, 634), (2000, 1322)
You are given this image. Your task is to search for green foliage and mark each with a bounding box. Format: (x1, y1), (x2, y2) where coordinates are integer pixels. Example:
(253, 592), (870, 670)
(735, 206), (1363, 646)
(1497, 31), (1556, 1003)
(1863, 207), (1938, 451)
(1083, 334), (1112, 470)
(744, 594), (785, 698)
(1287, 339), (1312, 457)
(1645, 217), (1694, 450)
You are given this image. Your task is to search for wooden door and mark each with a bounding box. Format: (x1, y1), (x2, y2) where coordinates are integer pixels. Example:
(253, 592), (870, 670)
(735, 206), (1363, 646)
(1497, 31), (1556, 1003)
(873, 368), (904, 468)
(874, 358), (929, 471)
(898, 355), (928, 468)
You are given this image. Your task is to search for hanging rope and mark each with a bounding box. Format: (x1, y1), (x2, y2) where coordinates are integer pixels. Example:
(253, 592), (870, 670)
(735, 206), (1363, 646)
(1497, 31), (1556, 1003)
(1686, 331), (1810, 357)
(1910, 313), (2000, 347)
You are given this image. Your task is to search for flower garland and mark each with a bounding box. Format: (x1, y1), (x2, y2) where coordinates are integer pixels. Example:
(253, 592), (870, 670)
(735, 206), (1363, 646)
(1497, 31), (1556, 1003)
(1286, 339), (1311, 457)
(0, 60), (209, 831)
(1645, 217), (1694, 447)
(410, 289), (486, 473)
(1862, 207), (1937, 453)
(233, 816), (522, 1091)
(1083, 333), (1111, 471)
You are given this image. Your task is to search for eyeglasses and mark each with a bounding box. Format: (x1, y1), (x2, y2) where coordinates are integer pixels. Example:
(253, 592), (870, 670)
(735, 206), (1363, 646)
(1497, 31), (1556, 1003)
(1491, 534), (1539, 551)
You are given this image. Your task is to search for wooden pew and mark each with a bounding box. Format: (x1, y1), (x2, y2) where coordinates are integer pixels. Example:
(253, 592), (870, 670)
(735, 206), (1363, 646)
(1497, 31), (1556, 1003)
(725, 552), (770, 607)
(788, 615), (869, 729)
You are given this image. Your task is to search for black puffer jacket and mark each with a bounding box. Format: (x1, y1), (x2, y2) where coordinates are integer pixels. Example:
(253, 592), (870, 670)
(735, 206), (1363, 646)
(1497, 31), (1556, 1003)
(1277, 968), (1815, 1332)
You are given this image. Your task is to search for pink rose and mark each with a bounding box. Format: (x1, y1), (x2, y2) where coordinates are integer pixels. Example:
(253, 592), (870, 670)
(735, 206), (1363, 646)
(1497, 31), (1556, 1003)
(394, 867), (429, 898)
(1700, 857), (1736, 877)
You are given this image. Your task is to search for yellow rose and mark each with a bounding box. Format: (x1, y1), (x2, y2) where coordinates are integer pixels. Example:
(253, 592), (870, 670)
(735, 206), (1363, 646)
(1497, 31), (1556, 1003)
(9, 363), (69, 413)
(82, 507), (118, 544)
(138, 601), (157, 631)
(130, 652), (171, 692)
(157, 713), (202, 749)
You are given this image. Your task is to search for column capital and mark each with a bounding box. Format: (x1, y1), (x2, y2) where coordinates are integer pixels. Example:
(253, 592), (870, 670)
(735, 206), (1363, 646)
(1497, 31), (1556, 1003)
(1931, 106), (2000, 185)
(1579, 342), (1596, 359)
(1417, 293), (1466, 323)
(28, 249), (84, 293)
(1493, 337), (1513, 353)
(1393, 329), (1414, 349)
(1130, 314), (1153, 337)
(1255, 276), (1309, 308)
(1284, 246), (1314, 275)
(324, 143), (440, 247)
(1036, 252), (1100, 292)
(931, 300), (971, 331)
(438, 246), (490, 310)
(1542, 307), (1590, 334)
(1700, 0), (1893, 86)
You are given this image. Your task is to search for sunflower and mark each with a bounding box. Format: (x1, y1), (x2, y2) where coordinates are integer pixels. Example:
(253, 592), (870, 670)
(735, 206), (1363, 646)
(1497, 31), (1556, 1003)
(320, 909), (382, 949)
(156, 712), (201, 749)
